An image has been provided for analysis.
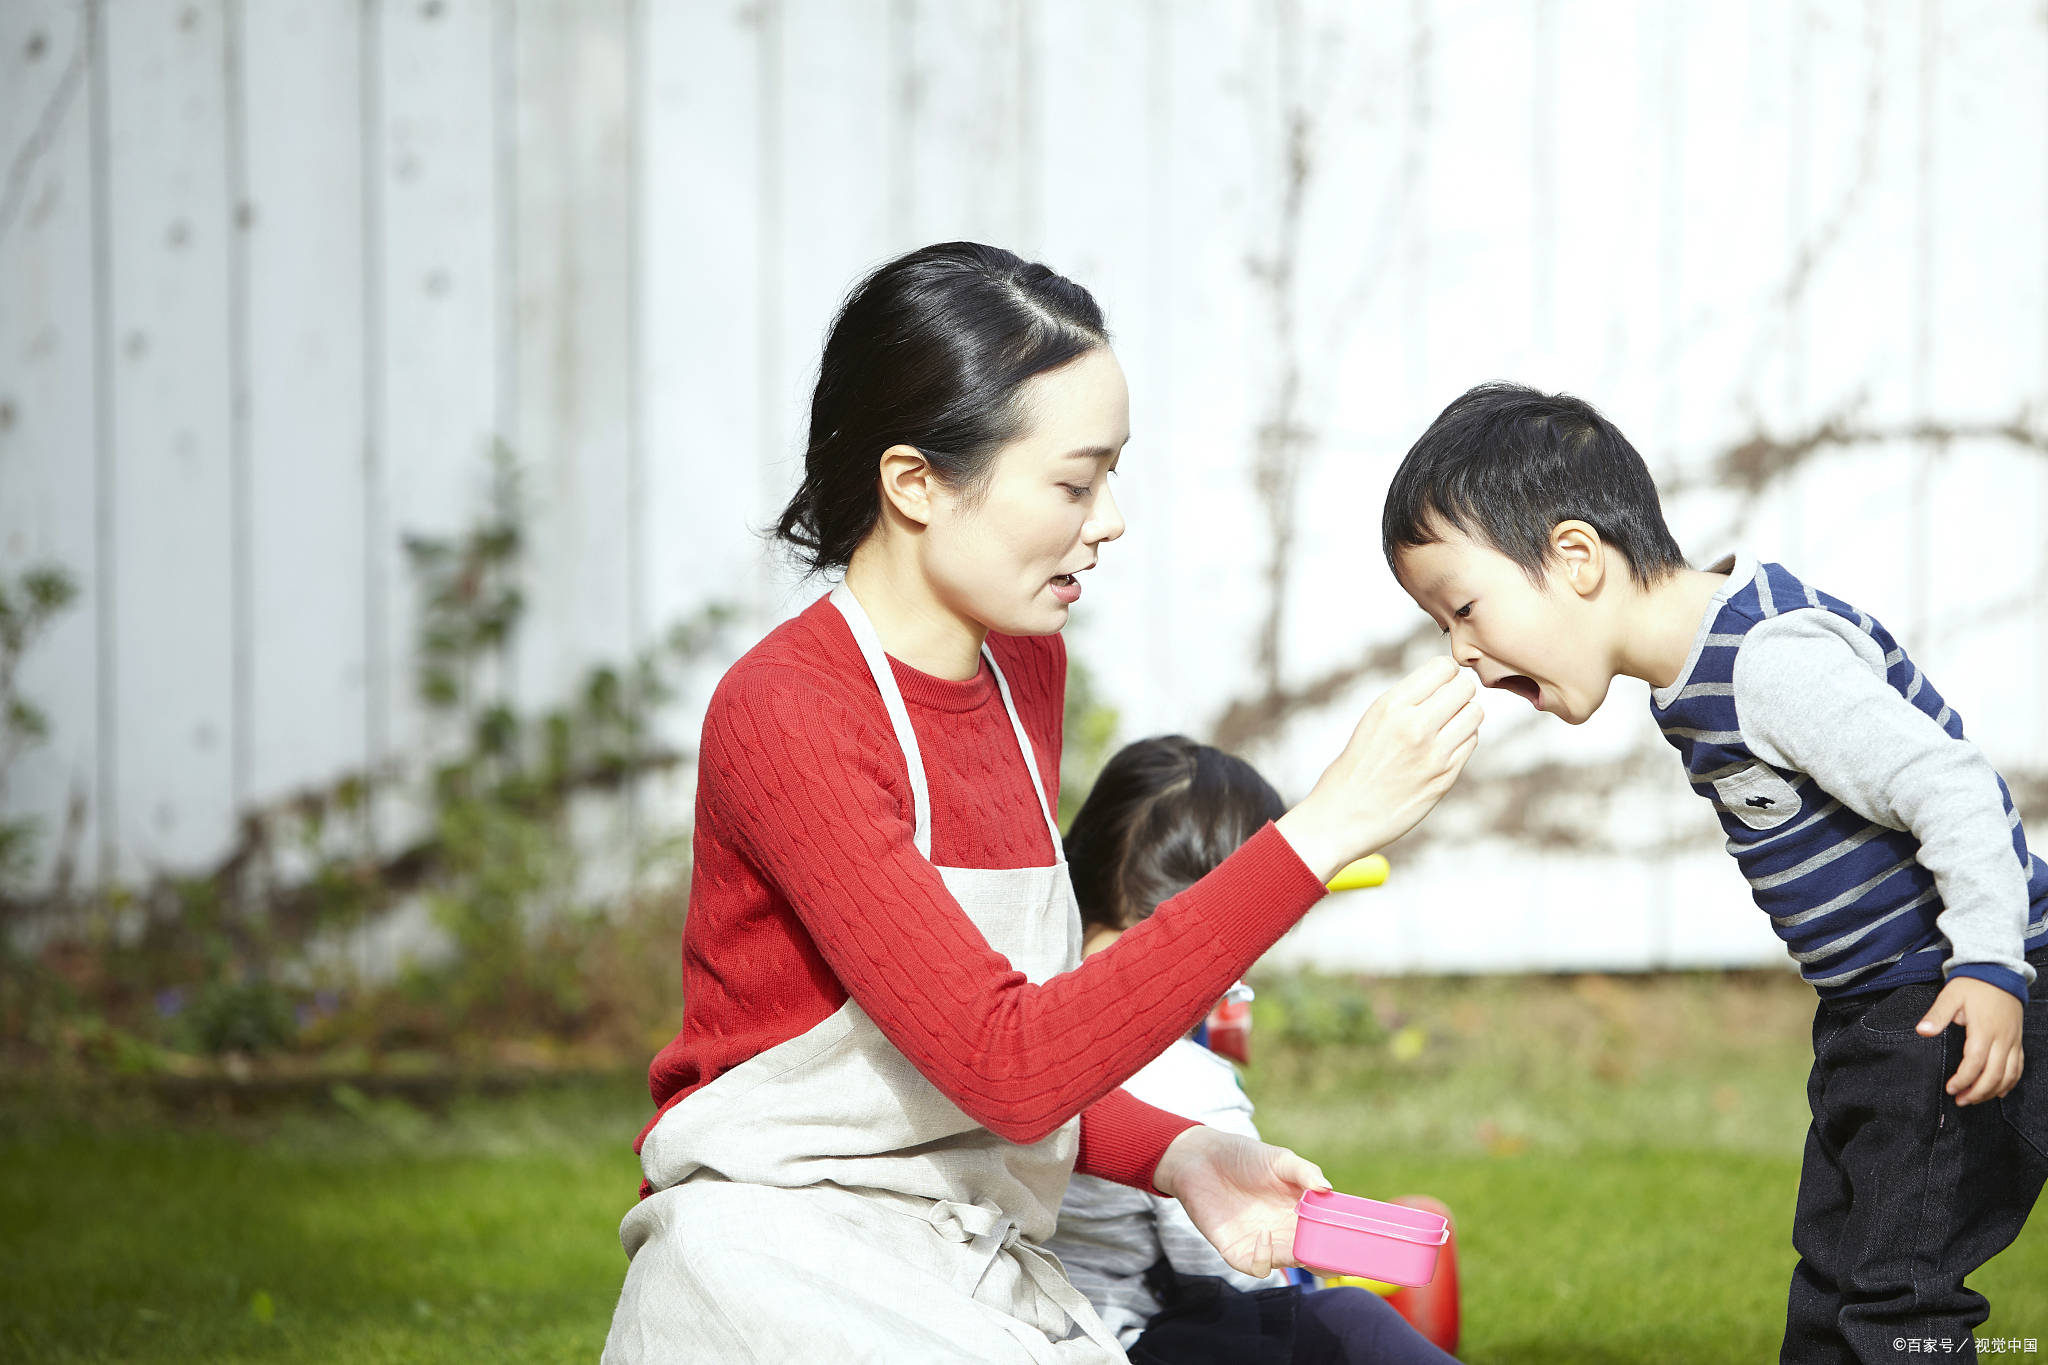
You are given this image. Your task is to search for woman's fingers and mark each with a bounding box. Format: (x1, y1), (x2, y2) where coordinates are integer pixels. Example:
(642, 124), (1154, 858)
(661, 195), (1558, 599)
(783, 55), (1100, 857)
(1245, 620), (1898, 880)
(1270, 1147), (1330, 1194)
(1248, 1229), (1274, 1279)
(1411, 666), (1481, 732)
(1444, 726), (1481, 778)
(1381, 654), (1461, 706)
(1281, 658), (1485, 875)
(1441, 688), (1486, 750)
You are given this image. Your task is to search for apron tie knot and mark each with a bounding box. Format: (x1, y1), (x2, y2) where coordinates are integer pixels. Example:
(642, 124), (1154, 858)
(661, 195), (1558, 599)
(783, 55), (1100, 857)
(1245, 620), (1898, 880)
(924, 1200), (1022, 1297)
(923, 1200), (1122, 1355)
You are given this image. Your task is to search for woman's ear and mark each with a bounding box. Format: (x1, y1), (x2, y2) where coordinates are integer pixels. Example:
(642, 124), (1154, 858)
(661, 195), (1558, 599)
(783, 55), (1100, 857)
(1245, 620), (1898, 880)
(876, 444), (936, 528)
(1552, 520), (1605, 598)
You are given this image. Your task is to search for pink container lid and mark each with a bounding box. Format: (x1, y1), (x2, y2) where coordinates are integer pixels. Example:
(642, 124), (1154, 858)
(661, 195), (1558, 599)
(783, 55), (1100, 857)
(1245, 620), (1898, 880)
(1295, 1189), (1449, 1248)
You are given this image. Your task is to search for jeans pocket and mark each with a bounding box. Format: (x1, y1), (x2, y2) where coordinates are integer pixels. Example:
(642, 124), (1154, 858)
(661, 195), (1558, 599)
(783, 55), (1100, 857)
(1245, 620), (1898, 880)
(1998, 993), (2048, 1166)
(1857, 978), (1947, 1037)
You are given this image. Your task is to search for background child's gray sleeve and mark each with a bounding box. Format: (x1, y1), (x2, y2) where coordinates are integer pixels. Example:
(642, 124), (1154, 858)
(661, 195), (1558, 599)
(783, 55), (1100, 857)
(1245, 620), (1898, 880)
(1141, 1074), (1292, 1292)
(1150, 1189), (1291, 1292)
(1731, 610), (2035, 993)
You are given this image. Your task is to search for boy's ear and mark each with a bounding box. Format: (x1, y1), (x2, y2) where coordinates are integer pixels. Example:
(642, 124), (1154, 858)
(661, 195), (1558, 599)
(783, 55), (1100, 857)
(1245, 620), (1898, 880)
(1551, 520), (1604, 598)
(877, 444), (937, 528)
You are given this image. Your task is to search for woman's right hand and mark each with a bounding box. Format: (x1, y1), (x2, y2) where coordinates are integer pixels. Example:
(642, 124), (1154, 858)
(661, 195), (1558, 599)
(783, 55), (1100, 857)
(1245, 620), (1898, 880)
(1274, 655), (1483, 881)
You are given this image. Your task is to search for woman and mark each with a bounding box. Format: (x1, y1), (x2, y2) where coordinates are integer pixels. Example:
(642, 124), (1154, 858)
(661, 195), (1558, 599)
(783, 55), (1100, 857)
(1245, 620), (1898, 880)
(604, 243), (1482, 1363)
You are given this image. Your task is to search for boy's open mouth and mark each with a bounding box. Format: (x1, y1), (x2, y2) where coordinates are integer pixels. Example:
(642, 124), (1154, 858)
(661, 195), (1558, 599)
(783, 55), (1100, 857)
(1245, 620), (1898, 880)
(1492, 674), (1541, 707)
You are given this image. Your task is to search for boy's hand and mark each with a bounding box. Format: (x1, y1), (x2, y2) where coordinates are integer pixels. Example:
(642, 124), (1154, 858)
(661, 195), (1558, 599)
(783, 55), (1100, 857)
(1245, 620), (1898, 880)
(1916, 976), (2025, 1105)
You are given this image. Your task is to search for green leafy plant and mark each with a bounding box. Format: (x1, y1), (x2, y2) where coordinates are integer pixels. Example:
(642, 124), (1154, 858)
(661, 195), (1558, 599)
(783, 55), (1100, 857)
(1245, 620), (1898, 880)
(0, 564), (79, 891)
(1057, 651), (1121, 830)
(394, 446), (727, 1042)
(4, 450), (729, 1074)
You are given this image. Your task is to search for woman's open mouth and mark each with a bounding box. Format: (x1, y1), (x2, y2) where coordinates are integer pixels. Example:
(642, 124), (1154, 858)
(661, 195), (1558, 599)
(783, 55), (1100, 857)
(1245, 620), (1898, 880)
(1492, 674), (1541, 708)
(1050, 573), (1082, 604)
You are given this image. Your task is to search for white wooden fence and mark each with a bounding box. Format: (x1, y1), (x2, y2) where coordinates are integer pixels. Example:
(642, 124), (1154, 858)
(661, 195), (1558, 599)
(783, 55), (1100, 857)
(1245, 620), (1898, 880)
(4, 0), (2045, 971)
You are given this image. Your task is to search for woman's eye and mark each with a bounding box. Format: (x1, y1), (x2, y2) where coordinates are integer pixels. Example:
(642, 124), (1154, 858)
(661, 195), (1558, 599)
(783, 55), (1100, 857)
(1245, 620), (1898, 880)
(1062, 483), (1092, 500)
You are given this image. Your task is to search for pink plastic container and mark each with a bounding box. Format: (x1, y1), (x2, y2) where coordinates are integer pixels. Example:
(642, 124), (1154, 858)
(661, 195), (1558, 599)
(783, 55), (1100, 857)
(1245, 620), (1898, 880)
(1292, 1190), (1449, 1287)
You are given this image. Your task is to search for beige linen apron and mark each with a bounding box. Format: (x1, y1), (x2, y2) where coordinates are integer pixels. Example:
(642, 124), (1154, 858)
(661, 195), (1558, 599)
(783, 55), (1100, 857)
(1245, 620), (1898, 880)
(603, 584), (1127, 1363)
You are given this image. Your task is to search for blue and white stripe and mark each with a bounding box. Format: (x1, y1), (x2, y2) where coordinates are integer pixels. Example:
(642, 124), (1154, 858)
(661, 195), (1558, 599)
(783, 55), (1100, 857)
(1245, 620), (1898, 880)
(1651, 561), (2048, 999)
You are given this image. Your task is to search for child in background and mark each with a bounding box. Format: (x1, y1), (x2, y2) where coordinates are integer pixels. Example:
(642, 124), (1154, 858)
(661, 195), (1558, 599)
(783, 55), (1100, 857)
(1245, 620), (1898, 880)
(1382, 381), (2048, 1362)
(1048, 735), (1462, 1365)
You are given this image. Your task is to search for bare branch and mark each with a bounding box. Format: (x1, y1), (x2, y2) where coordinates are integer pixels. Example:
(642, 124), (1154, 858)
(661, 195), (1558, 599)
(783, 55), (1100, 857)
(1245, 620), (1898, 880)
(1244, 0), (1317, 706)
(0, 16), (88, 249)
(1685, 409), (2048, 503)
(1211, 619), (1437, 752)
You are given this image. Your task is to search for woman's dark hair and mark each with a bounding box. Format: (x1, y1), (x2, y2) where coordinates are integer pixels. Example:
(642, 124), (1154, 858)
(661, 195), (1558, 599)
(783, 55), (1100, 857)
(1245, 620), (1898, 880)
(1064, 736), (1287, 933)
(773, 242), (1109, 574)
(1380, 381), (1689, 587)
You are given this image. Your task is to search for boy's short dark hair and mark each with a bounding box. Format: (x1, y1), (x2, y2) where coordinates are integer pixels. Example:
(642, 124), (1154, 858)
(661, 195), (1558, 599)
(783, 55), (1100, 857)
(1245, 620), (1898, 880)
(1381, 381), (1689, 586)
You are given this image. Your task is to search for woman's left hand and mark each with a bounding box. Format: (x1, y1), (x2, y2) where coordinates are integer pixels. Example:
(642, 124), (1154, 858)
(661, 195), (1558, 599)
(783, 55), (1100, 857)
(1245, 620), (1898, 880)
(1151, 1125), (1331, 1277)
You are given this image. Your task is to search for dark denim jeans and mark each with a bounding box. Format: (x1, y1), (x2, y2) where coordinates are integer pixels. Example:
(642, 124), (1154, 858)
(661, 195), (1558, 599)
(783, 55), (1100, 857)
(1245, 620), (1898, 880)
(1781, 948), (2048, 1363)
(1128, 1262), (1461, 1365)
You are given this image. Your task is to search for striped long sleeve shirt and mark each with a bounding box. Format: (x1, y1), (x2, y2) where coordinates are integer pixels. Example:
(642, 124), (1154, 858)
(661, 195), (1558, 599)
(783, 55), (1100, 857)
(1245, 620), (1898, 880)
(1650, 552), (2048, 1002)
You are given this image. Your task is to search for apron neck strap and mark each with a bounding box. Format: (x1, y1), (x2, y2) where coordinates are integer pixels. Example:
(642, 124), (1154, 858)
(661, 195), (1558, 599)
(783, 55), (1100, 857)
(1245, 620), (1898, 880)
(981, 647), (1063, 854)
(828, 583), (1063, 862)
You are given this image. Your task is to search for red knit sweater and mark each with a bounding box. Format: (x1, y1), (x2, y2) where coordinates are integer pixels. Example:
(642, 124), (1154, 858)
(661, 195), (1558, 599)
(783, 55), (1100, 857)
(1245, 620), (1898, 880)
(638, 593), (1329, 1191)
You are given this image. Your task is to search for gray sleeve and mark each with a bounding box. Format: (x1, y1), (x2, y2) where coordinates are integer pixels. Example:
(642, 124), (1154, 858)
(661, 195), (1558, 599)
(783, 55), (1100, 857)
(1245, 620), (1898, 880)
(1130, 1051), (1289, 1291)
(1732, 610), (2035, 991)
(1151, 1191), (1291, 1292)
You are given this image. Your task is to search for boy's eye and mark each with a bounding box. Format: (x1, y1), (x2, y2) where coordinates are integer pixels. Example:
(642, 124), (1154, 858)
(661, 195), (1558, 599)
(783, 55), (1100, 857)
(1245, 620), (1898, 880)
(1062, 483), (1091, 500)
(1454, 603), (1473, 619)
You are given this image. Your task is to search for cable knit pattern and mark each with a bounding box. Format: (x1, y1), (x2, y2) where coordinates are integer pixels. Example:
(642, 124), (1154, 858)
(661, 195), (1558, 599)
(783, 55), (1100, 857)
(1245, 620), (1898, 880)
(636, 593), (1329, 1190)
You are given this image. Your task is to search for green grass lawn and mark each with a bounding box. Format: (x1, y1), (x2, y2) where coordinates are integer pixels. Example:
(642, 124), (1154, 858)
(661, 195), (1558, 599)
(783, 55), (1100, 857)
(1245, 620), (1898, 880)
(3, 972), (2043, 1363)
(0, 1079), (649, 1364)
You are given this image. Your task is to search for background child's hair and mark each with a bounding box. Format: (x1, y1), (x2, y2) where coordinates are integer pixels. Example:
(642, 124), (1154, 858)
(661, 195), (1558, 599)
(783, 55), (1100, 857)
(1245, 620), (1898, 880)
(1064, 735), (1287, 932)
(1381, 380), (1689, 587)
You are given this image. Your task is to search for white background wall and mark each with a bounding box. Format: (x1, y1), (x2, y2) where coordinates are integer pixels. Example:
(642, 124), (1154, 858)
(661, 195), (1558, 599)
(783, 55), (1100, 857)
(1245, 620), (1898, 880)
(4, 0), (2045, 973)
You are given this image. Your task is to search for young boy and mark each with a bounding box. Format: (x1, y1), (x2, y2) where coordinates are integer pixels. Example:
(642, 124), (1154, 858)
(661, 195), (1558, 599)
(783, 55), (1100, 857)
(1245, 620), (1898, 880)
(1380, 381), (2048, 1362)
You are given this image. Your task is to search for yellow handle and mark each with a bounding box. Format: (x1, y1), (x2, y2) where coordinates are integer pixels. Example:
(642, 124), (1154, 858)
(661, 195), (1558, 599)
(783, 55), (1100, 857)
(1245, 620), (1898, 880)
(1321, 1272), (1401, 1296)
(1325, 854), (1390, 892)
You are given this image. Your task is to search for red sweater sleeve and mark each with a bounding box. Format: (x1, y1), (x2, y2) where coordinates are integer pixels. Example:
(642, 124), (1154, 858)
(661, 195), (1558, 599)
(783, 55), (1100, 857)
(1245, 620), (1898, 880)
(701, 669), (1329, 1147)
(1079, 1088), (1200, 1193)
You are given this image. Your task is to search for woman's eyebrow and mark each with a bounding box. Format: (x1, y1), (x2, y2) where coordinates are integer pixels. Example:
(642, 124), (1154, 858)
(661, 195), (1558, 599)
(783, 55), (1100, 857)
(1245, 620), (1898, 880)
(1062, 446), (1121, 462)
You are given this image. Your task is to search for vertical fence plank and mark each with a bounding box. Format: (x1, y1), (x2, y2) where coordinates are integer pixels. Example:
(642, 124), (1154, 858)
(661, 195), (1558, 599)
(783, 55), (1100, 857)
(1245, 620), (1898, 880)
(901, 0), (1028, 246)
(1029, 0), (1158, 725)
(770, 0), (892, 585)
(372, 0), (502, 843)
(1914, 1), (2048, 784)
(507, 0), (635, 719)
(0, 0), (101, 893)
(639, 0), (764, 789)
(1136, 0), (1260, 738)
(2039, 0), (2048, 784)
(100, 0), (236, 877)
(240, 0), (369, 803)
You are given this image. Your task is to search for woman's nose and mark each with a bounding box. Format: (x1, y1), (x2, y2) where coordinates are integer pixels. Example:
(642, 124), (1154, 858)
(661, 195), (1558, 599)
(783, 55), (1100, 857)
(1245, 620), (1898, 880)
(1086, 481), (1126, 544)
